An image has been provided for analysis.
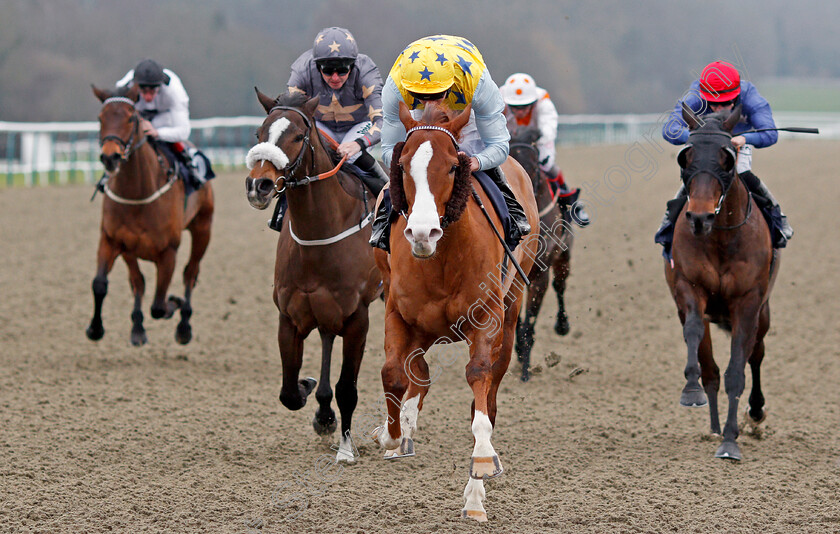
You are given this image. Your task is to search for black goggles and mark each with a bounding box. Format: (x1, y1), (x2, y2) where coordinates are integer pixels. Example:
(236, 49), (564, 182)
(409, 89), (450, 102)
(319, 63), (353, 76)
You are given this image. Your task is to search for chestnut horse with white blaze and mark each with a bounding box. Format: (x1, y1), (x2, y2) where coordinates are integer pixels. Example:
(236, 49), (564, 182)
(373, 102), (539, 522)
(245, 90), (381, 463)
(666, 104), (779, 461)
(87, 85), (214, 346)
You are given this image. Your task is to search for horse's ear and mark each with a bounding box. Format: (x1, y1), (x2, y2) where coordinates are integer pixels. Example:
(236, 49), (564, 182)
(677, 145), (693, 169)
(448, 102), (472, 138)
(92, 85), (110, 103)
(722, 104), (742, 132)
(720, 146), (737, 172)
(126, 84), (140, 102)
(303, 96), (320, 118)
(681, 102), (702, 131)
(254, 87), (275, 114)
(398, 101), (418, 131)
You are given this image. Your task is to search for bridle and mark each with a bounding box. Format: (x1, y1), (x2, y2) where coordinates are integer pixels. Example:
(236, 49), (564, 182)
(681, 130), (751, 229)
(99, 97), (147, 160)
(265, 106), (347, 194)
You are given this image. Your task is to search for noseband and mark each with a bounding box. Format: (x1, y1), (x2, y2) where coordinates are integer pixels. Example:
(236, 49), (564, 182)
(265, 106), (316, 193)
(99, 97), (146, 160)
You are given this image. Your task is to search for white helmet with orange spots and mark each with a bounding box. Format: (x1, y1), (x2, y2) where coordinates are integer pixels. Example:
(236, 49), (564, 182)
(501, 73), (538, 106)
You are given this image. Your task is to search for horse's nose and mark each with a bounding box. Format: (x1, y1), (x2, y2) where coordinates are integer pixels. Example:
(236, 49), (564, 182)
(685, 211), (715, 235)
(245, 177), (276, 210)
(100, 153), (121, 173)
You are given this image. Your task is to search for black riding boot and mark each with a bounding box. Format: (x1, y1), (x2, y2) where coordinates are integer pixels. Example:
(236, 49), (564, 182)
(654, 184), (687, 256)
(739, 170), (793, 246)
(369, 190), (392, 251)
(486, 167), (531, 243)
(268, 195), (288, 232)
(353, 151), (389, 196)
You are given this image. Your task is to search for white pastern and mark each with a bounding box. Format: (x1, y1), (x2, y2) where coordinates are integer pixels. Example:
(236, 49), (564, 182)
(375, 422), (401, 450)
(404, 141), (442, 256)
(471, 410), (496, 458)
(400, 394), (420, 439)
(245, 117), (291, 170)
(335, 433), (356, 463)
(462, 477), (487, 521)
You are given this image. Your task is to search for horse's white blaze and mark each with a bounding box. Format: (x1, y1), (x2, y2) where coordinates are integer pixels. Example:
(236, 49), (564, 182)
(401, 394), (420, 438)
(404, 141), (442, 252)
(245, 117), (291, 170)
(471, 410), (496, 458)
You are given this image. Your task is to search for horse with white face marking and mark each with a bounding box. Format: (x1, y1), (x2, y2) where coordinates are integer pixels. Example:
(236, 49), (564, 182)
(245, 90), (381, 463)
(373, 102), (539, 522)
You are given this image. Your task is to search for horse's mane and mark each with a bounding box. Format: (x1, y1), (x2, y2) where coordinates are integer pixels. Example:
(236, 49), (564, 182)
(510, 126), (541, 146)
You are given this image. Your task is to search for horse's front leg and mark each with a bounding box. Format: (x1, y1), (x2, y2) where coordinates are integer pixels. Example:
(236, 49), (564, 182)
(675, 282), (710, 408)
(463, 321), (506, 523)
(313, 330), (337, 436)
(333, 306), (371, 463)
(277, 314), (316, 411)
(177, 196), (214, 345)
(123, 254), (147, 346)
(377, 305), (432, 457)
(86, 235), (120, 342)
(717, 292), (763, 461)
(150, 247), (178, 320)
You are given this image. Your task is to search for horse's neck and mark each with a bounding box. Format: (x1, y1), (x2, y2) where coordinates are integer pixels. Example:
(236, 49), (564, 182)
(285, 144), (361, 234)
(110, 143), (166, 197)
(533, 172), (553, 209)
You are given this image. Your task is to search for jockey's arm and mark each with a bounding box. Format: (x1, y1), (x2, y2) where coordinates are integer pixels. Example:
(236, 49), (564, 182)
(470, 73), (510, 170)
(536, 95), (559, 170)
(379, 77), (404, 169)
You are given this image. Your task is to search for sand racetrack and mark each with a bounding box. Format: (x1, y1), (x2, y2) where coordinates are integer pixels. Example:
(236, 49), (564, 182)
(2, 140), (839, 534)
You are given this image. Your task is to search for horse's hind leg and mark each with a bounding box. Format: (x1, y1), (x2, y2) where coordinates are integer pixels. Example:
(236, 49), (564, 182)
(516, 266), (550, 382)
(745, 302), (770, 428)
(277, 314), (315, 411)
(552, 249), (572, 336)
(123, 254), (148, 346)
(150, 247), (177, 320)
(697, 320), (721, 435)
(86, 236), (121, 342)
(333, 306), (370, 463)
(313, 330), (337, 436)
(175, 196), (214, 344)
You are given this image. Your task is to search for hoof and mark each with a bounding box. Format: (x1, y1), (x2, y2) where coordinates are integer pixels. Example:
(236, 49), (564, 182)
(462, 509), (488, 522)
(130, 329), (148, 346)
(680, 385), (708, 407)
(520, 369), (530, 382)
(175, 322), (192, 345)
(470, 455), (503, 479)
(715, 440), (741, 461)
(312, 415), (337, 436)
(86, 324), (104, 341)
(555, 314), (570, 336)
(384, 437), (415, 459)
(746, 405), (767, 427)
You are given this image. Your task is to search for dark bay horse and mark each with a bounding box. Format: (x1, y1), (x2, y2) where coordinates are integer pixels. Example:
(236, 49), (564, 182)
(245, 90), (381, 463)
(665, 104), (779, 461)
(373, 102), (539, 521)
(87, 85), (214, 346)
(508, 127), (575, 381)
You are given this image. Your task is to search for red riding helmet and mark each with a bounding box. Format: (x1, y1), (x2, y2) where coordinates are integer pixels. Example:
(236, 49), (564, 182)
(699, 61), (741, 102)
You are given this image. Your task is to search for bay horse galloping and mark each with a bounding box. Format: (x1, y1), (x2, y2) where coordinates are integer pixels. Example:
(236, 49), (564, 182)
(245, 90), (381, 463)
(508, 127), (575, 382)
(87, 85), (214, 346)
(665, 104), (779, 461)
(373, 102), (539, 521)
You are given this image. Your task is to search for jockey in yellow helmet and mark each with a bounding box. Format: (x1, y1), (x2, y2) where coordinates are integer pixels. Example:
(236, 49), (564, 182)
(371, 35), (530, 250)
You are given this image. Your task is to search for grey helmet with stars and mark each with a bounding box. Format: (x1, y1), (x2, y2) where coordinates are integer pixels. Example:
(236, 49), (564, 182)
(312, 27), (359, 63)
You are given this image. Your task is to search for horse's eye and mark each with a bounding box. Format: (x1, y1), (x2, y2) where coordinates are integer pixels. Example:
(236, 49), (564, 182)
(295, 134), (305, 142)
(254, 129), (260, 140)
(450, 164), (458, 174)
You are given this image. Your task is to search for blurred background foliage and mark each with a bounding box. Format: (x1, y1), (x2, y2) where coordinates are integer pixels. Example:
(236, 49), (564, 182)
(2, 0), (839, 121)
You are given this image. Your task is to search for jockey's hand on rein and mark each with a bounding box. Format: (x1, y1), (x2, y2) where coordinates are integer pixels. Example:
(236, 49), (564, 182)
(731, 135), (746, 150)
(457, 151), (480, 172)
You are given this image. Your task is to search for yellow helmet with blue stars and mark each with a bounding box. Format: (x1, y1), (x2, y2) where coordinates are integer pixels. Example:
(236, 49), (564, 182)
(399, 43), (455, 94)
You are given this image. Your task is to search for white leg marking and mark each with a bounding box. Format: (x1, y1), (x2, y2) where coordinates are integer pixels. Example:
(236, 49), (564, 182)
(401, 394), (420, 439)
(335, 432), (356, 463)
(462, 477), (487, 522)
(471, 410), (496, 458)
